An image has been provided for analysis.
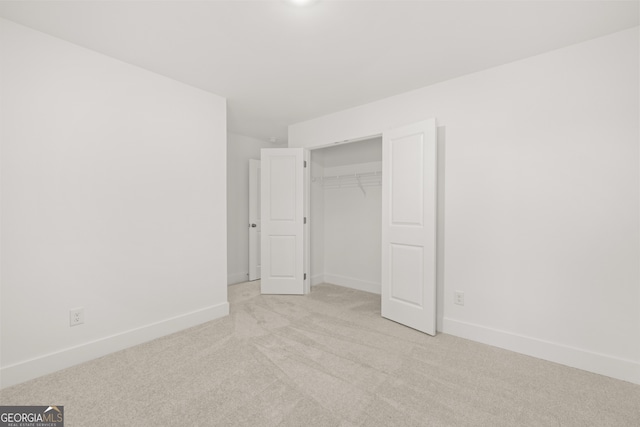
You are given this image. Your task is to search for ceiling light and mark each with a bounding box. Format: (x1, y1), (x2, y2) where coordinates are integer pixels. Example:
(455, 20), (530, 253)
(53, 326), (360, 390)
(288, 0), (319, 6)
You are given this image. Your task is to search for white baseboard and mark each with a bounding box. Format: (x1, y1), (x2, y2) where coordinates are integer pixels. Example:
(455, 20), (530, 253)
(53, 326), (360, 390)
(0, 302), (229, 389)
(228, 272), (249, 285)
(323, 274), (381, 295)
(443, 317), (640, 385)
(311, 275), (325, 286)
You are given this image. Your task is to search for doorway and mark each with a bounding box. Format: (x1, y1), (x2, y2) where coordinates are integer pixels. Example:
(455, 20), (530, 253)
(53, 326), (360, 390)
(260, 119), (438, 335)
(310, 137), (383, 294)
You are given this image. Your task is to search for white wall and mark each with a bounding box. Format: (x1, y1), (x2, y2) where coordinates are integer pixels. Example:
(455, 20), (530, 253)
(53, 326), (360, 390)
(290, 27), (640, 384)
(226, 133), (275, 284)
(0, 19), (228, 388)
(322, 162), (382, 294)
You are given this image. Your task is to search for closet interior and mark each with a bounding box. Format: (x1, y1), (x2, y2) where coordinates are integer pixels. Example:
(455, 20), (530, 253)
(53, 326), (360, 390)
(310, 137), (382, 294)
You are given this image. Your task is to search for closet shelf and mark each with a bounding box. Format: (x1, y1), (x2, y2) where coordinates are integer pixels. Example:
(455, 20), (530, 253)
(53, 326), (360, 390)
(312, 171), (382, 195)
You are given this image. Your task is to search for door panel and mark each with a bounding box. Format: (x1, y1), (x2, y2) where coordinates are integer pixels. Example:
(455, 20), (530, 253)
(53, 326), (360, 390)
(390, 244), (424, 307)
(269, 156), (297, 220)
(382, 119), (437, 335)
(261, 148), (306, 295)
(269, 236), (296, 277)
(391, 133), (424, 225)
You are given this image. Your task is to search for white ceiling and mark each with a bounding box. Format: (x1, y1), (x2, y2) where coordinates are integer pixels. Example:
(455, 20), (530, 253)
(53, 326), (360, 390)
(1, 1), (637, 144)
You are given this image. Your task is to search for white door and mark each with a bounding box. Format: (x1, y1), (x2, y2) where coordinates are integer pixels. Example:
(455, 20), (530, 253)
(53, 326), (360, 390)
(381, 119), (438, 335)
(248, 159), (261, 281)
(260, 148), (308, 294)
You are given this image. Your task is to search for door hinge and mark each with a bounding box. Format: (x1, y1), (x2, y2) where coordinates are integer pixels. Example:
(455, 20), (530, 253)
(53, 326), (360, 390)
(304, 160), (307, 168)
(304, 217), (307, 224)
(304, 273), (307, 280)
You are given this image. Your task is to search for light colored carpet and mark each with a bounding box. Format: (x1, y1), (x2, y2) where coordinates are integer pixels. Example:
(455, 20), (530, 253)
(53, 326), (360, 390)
(1, 281), (639, 426)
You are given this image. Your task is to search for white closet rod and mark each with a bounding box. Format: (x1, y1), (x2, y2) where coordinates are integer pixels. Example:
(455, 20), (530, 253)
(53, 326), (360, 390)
(312, 171), (381, 183)
(312, 171), (382, 196)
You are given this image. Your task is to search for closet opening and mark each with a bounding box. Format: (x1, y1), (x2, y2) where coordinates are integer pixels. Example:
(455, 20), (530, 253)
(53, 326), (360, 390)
(261, 118), (436, 333)
(309, 136), (383, 295)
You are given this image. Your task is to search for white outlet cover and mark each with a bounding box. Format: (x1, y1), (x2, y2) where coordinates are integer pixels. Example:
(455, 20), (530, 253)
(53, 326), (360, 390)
(69, 308), (84, 326)
(454, 291), (465, 306)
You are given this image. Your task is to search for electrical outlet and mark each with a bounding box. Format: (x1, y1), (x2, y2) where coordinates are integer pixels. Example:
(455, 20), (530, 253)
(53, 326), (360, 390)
(69, 308), (84, 326)
(454, 291), (465, 306)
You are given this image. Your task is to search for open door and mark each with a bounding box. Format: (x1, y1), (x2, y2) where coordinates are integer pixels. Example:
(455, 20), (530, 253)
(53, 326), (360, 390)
(381, 119), (438, 335)
(260, 148), (309, 294)
(248, 159), (261, 281)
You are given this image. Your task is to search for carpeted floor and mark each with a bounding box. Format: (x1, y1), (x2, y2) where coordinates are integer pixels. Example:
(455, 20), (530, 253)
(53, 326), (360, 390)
(1, 281), (639, 426)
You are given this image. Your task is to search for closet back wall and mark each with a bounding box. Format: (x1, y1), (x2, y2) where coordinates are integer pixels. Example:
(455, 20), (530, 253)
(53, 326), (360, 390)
(312, 139), (382, 294)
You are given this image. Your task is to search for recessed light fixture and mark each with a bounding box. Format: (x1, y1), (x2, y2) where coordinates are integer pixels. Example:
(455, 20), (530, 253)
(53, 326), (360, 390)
(289, 0), (319, 6)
